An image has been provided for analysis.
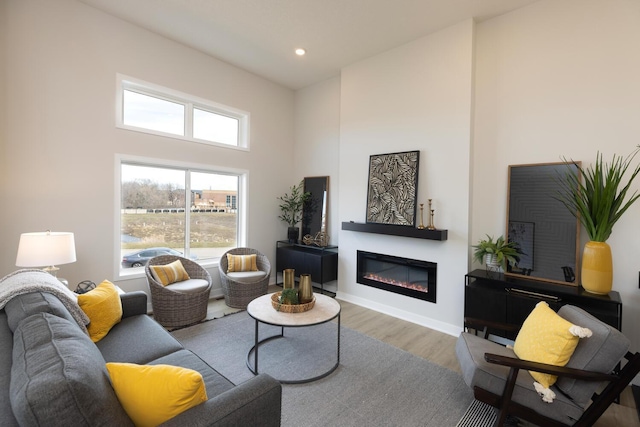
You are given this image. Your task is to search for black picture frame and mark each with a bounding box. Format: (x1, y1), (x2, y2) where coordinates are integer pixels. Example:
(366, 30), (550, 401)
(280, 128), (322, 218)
(366, 150), (420, 227)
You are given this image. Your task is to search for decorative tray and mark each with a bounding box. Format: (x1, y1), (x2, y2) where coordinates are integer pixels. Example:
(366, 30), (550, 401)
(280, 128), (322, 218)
(271, 292), (315, 313)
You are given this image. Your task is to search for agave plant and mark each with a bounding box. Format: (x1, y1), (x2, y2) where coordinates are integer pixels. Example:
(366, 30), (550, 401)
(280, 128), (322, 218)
(557, 146), (640, 242)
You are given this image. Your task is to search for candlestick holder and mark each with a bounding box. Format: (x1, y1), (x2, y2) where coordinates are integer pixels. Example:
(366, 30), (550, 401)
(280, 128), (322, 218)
(418, 204), (425, 229)
(427, 199), (436, 230)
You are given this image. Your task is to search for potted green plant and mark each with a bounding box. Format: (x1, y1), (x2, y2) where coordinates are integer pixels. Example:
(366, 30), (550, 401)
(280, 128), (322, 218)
(472, 234), (520, 272)
(279, 288), (299, 305)
(556, 146), (640, 294)
(277, 180), (310, 243)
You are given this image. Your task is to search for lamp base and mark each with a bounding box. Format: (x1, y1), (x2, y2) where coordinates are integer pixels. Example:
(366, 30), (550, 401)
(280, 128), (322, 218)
(43, 265), (60, 277)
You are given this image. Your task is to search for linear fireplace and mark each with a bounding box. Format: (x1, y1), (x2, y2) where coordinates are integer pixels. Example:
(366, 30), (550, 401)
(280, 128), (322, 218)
(357, 250), (436, 303)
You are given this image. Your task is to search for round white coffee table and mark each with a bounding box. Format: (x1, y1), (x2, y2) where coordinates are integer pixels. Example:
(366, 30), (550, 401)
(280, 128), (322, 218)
(246, 292), (341, 384)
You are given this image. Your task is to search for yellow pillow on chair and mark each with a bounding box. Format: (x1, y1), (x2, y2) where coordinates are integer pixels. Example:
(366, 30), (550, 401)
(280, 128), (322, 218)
(150, 260), (190, 285)
(106, 362), (207, 427)
(513, 301), (592, 402)
(227, 254), (258, 272)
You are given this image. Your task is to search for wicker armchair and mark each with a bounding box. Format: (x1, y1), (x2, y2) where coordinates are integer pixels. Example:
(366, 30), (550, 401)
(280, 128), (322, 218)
(145, 255), (212, 328)
(219, 248), (271, 309)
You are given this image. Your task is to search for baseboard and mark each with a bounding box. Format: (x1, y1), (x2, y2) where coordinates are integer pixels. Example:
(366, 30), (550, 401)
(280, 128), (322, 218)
(336, 291), (462, 337)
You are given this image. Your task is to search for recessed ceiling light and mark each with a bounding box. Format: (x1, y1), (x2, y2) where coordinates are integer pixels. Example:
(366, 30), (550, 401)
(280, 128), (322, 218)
(295, 48), (306, 56)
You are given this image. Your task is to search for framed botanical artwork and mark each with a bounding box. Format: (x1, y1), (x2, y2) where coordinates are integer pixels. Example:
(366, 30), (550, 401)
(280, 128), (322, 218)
(366, 150), (420, 226)
(508, 220), (534, 270)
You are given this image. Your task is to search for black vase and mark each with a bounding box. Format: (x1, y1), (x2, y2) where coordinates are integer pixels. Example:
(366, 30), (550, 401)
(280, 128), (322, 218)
(287, 227), (299, 243)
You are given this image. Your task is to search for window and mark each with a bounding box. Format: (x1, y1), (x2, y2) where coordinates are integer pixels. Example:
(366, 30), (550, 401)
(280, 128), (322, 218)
(123, 90), (185, 136)
(116, 74), (249, 149)
(193, 107), (239, 146)
(118, 159), (246, 274)
(226, 195), (237, 210)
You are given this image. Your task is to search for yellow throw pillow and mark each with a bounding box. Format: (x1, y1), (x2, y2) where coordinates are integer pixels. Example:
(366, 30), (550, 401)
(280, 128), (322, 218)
(77, 280), (123, 343)
(513, 301), (592, 402)
(227, 253), (258, 272)
(106, 363), (208, 427)
(150, 259), (190, 285)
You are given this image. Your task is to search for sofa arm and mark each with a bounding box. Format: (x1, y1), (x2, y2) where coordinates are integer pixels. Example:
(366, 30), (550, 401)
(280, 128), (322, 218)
(160, 374), (282, 427)
(120, 291), (148, 318)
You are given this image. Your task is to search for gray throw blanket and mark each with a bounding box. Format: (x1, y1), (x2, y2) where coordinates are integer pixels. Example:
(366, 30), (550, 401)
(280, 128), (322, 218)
(0, 269), (90, 334)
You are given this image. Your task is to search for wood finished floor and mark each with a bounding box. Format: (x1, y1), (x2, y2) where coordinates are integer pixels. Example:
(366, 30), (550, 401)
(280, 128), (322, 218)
(335, 298), (640, 427)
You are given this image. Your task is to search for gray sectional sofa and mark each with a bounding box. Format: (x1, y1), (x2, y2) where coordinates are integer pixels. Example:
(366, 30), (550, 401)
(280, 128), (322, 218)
(0, 288), (282, 426)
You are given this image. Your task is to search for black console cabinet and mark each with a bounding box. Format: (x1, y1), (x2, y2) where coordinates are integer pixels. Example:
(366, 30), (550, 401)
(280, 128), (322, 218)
(465, 269), (622, 340)
(275, 241), (338, 295)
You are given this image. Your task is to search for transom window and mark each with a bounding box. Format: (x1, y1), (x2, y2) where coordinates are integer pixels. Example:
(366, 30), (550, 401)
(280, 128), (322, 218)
(118, 158), (246, 275)
(116, 74), (249, 149)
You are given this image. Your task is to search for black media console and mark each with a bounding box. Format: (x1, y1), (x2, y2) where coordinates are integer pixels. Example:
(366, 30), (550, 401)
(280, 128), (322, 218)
(465, 269), (622, 340)
(275, 240), (338, 296)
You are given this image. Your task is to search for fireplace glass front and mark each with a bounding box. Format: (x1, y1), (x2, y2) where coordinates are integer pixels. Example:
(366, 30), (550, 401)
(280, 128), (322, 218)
(357, 250), (436, 303)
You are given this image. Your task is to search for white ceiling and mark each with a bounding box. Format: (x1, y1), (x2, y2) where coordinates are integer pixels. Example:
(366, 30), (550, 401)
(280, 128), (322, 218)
(78, 0), (541, 90)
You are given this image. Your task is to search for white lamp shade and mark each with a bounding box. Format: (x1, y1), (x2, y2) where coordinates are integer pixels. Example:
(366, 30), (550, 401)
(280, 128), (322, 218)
(16, 232), (76, 267)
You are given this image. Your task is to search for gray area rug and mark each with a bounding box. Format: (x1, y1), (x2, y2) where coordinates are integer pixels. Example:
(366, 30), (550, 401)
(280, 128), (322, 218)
(171, 310), (474, 426)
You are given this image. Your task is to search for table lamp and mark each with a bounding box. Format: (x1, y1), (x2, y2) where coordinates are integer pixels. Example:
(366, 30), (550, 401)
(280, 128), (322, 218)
(15, 231), (76, 277)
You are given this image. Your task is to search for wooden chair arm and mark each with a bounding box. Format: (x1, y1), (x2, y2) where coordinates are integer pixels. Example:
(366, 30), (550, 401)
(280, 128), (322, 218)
(484, 353), (618, 382)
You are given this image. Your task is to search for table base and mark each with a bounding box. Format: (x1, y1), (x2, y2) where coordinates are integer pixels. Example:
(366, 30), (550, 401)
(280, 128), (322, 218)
(246, 315), (341, 384)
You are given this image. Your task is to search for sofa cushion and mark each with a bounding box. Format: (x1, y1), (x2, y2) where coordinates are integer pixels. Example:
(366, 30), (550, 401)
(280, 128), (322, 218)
(150, 349), (235, 398)
(106, 362), (207, 427)
(0, 312), (18, 427)
(77, 280), (123, 342)
(96, 314), (184, 364)
(5, 291), (77, 333)
(10, 313), (133, 426)
(151, 260), (190, 285)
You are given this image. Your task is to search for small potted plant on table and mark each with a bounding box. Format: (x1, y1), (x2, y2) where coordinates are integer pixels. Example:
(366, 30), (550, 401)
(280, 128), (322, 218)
(472, 234), (520, 272)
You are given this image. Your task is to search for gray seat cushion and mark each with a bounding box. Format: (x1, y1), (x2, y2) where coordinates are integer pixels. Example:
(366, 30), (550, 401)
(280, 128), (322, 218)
(556, 305), (630, 407)
(149, 349), (235, 399)
(10, 312), (133, 426)
(166, 278), (210, 294)
(455, 332), (584, 425)
(5, 292), (77, 333)
(226, 271), (268, 284)
(0, 312), (18, 427)
(96, 314), (184, 364)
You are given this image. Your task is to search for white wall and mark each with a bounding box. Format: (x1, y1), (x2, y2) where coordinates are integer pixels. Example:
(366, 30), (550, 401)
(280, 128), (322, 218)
(337, 20), (475, 335)
(0, 0), (296, 295)
(473, 0), (640, 352)
(294, 77), (341, 246)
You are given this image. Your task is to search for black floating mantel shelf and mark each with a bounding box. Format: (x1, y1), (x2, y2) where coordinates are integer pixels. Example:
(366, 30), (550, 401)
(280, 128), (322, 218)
(341, 221), (448, 241)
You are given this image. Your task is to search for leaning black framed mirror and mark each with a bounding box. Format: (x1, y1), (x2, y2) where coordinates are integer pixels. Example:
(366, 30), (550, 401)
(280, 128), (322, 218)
(301, 176), (329, 245)
(506, 162), (581, 285)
